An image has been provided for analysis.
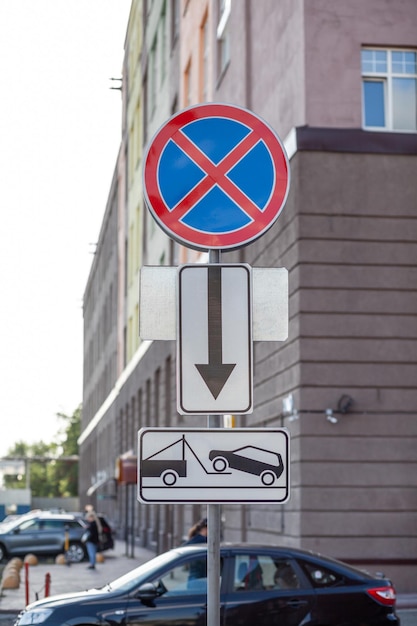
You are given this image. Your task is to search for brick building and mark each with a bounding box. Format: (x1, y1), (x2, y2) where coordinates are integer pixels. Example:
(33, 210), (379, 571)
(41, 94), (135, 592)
(80, 0), (417, 591)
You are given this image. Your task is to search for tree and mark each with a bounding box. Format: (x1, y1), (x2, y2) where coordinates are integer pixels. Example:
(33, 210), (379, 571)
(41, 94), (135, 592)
(53, 405), (80, 496)
(4, 405), (80, 497)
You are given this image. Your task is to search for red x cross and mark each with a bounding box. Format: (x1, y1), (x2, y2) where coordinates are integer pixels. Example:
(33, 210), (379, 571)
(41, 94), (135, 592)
(167, 126), (264, 227)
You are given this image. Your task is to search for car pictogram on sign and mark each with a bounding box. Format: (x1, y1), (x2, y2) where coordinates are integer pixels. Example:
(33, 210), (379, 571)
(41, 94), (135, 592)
(143, 103), (290, 251)
(209, 445), (284, 485)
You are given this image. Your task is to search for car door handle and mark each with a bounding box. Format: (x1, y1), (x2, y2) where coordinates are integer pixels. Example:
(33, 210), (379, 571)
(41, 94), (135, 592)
(286, 598), (309, 608)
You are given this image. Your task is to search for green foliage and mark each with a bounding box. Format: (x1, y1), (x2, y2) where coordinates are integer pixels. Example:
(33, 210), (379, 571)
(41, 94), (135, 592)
(4, 405), (81, 497)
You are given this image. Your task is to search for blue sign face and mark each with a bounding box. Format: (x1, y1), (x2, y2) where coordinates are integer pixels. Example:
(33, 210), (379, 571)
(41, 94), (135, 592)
(143, 103), (290, 250)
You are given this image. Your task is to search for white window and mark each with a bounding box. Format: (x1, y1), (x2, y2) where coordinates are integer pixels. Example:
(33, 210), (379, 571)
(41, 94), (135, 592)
(217, 0), (231, 76)
(149, 39), (157, 115)
(170, 0), (180, 49)
(160, 3), (166, 85)
(200, 13), (209, 101)
(361, 48), (417, 132)
(184, 58), (192, 107)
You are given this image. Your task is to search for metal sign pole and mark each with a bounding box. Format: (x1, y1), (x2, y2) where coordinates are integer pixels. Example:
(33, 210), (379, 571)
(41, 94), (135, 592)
(207, 248), (221, 626)
(207, 483), (221, 626)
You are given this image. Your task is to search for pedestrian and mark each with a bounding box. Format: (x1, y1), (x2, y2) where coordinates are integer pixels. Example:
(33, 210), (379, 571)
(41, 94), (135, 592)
(183, 517), (208, 545)
(84, 505), (104, 548)
(84, 511), (99, 569)
(182, 518), (208, 581)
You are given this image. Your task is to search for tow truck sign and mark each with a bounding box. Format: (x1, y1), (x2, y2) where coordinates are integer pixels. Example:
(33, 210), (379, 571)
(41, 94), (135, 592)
(137, 428), (290, 503)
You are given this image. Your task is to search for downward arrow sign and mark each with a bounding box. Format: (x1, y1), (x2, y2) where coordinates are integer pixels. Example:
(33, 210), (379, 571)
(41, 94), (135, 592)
(178, 263), (252, 415)
(195, 266), (236, 399)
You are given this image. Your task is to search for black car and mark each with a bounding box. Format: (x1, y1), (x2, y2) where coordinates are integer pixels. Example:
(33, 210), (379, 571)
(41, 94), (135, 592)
(94, 514), (115, 552)
(15, 543), (399, 626)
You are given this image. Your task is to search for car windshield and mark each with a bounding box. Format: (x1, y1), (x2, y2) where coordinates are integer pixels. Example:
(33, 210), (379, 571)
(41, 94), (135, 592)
(233, 446), (279, 464)
(0, 516), (33, 531)
(103, 550), (185, 593)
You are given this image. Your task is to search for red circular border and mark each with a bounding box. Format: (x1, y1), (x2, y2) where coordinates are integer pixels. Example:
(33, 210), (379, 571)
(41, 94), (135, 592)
(143, 103), (290, 251)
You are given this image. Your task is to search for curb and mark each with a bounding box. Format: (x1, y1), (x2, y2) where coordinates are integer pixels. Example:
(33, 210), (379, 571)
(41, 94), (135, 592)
(397, 595), (417, 609)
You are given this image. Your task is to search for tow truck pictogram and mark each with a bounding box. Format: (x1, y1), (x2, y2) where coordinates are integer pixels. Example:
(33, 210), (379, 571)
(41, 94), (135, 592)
(141, 434), (231, 485)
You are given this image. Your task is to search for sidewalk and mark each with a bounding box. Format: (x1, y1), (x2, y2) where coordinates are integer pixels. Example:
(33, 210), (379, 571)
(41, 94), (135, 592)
(0, 540), (154, 616)
(397, 593), (417, 609)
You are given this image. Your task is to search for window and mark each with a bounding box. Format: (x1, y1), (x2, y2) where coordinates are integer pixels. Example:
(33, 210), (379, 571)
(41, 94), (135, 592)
(43, 520), (64, 530)
(362, 48), (417, 131)
(199, 12), (209, 101)
(160, 3), (166, 85)
(149, 555), (216, 596)
(19, 520), (40, 533)
(217, 0), (231, 77)
(301, 562), (344, 588)
(184, 58), (192, 107)
(233, 554), (301, 592)
(149, 39), (157, 115)
(171, 0), (180, 46)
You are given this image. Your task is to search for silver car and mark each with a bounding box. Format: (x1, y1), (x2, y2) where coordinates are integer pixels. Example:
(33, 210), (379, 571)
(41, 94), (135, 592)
(0, 511), (87, 563)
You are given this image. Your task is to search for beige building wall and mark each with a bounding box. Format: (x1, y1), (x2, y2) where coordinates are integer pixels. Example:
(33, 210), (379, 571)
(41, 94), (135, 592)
(126, 0), (144, 362)
(143, 0), (175, 268)
(117, 146), (127, 376)
(177, 0), (214, 264)
(180, 0), (214, 106)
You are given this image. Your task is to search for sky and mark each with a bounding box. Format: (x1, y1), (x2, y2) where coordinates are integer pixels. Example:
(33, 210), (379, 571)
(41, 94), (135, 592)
(0, 1), (131, 457)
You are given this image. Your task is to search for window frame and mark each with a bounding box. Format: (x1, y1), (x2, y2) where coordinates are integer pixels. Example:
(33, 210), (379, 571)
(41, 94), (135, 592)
(231, 552), (302, 593)
(147, 553), (223, 597)
(361, 47), (417, 133)
(217, 0), (231, 79)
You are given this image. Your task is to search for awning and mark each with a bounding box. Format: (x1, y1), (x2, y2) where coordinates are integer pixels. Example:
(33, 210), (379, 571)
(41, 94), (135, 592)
(86, 477), (116, 496)
(115, 455), (137, 484)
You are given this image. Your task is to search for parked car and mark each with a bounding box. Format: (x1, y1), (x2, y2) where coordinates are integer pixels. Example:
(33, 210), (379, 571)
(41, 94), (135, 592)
(96, 514), (115, 552)
(0, 514), (22, 524)
(15, 543), (399, 626)
(0, 511), (88, 563)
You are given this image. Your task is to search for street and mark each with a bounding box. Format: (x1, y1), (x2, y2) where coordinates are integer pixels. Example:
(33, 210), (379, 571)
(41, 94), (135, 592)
(399, 609), (417, 626)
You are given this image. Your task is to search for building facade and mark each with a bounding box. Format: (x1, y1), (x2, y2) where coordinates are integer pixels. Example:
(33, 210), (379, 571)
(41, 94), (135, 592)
(80, 0), (417, 591)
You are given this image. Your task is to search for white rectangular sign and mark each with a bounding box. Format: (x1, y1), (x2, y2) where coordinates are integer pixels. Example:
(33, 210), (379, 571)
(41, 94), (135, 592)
(177, 264), (253, 415)
(137, 428), (290, 503)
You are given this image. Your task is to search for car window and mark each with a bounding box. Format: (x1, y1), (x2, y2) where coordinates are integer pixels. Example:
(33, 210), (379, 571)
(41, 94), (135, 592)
(150, 555), (222, 596)
(18, 520), (42, 533)
(233, 554), (301, 592)
(13, 517), (82, 533)
(69, 520), (84, 529)
(42, 520), (57, 530)
(301, 562), (343, 587)
(43, 520), (69, 530)
(234, 447), (279, 465)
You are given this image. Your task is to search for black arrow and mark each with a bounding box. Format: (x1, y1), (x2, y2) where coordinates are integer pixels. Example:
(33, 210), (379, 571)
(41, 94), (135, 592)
(195, 266), (236, 399)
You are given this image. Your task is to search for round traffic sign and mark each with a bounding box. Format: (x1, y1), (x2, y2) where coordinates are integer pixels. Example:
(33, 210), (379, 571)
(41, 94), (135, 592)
(143, 103), (290, 251)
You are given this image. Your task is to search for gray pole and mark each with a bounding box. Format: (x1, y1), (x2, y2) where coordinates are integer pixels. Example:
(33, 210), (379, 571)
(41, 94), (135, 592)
(207, 249), (221, 626)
